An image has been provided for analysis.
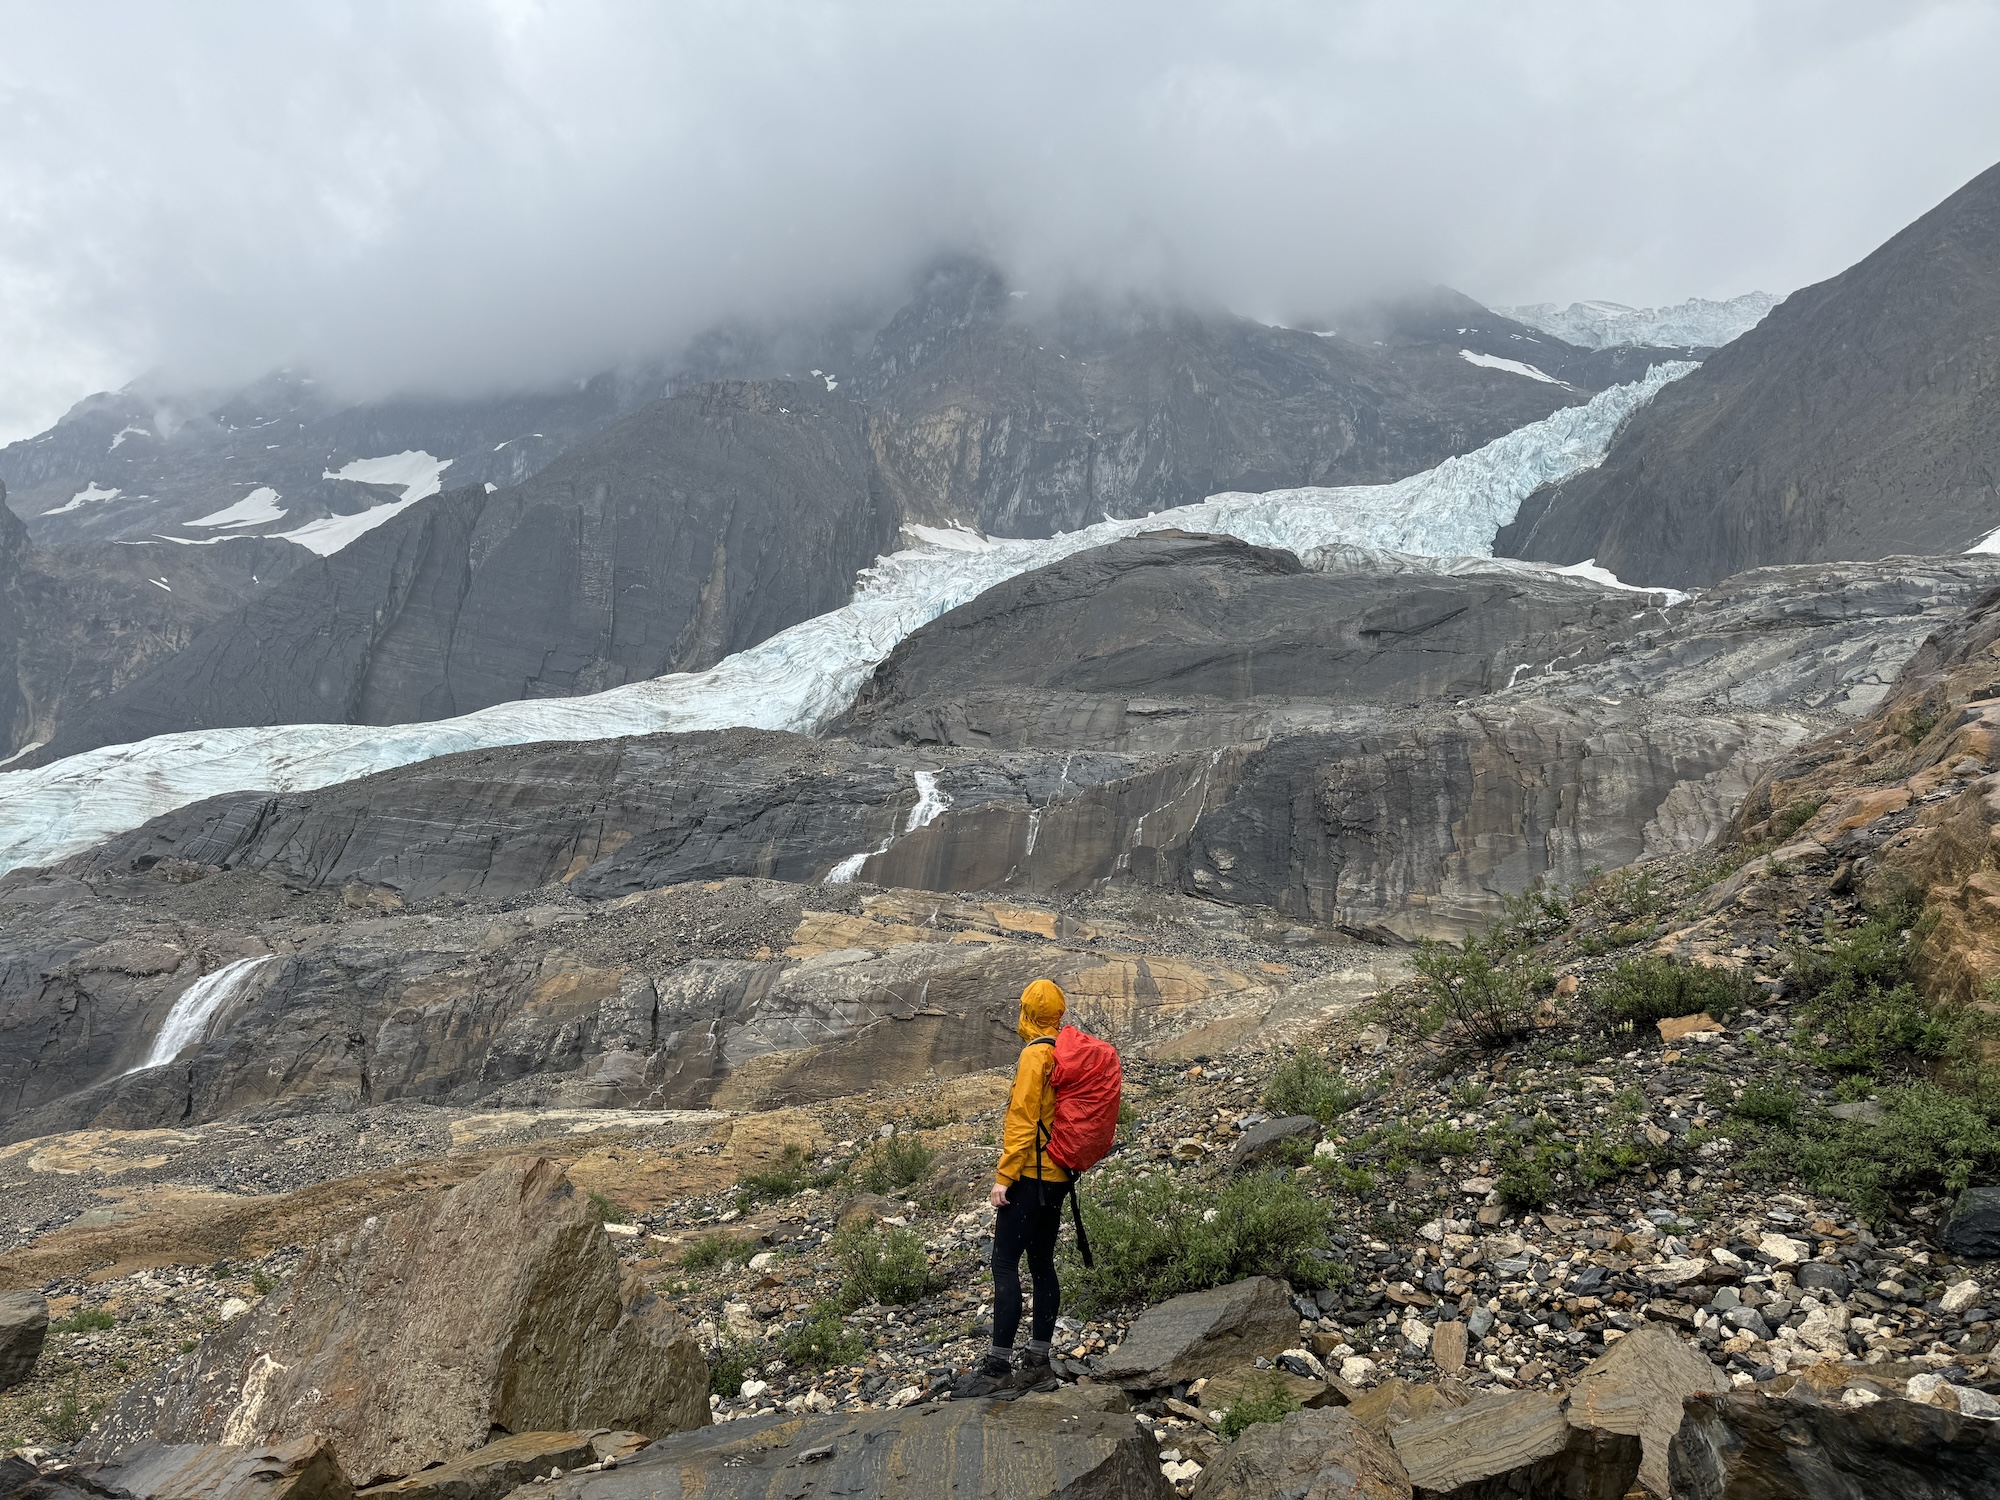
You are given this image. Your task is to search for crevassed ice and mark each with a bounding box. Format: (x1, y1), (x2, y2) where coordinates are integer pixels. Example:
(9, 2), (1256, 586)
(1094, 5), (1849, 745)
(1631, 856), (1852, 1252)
(0, 363), (1694, 878)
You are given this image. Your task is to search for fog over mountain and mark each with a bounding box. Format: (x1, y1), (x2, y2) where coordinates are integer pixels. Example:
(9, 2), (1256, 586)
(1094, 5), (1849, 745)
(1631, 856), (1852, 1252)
(5, 0), (2000, 440)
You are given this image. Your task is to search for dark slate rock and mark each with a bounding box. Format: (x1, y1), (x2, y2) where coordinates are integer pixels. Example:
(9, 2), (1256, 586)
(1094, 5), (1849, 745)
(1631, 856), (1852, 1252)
(1097, 1276), (1300, 1389)
(1231, 1114), (1324, 1173)
(1388, 1389), (1641, 1500)
(1796, 1262), (1854, 1297)
(0, 1291), (48, 1393)
(1669, 1391), (2000, 1500)
(1188, 1406), (1409, 1500)
(1943, 1185), (2000, 1260)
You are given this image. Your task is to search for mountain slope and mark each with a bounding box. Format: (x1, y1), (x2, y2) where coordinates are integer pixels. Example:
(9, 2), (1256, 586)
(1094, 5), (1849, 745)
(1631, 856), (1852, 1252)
(1497, 160), (2000, 585)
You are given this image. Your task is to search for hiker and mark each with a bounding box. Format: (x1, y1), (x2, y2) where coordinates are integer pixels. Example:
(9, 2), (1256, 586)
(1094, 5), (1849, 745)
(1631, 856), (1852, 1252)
(954, 977), (1121, 1397)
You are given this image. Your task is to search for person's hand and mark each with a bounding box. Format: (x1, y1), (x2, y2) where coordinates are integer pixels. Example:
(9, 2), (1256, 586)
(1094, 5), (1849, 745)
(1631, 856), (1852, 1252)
(989, 1181), (1009, 1208)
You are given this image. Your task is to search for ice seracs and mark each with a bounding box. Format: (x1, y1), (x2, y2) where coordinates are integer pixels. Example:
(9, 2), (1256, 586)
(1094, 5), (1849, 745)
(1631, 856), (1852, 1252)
(1497, 293), (1779, 350)
(0, 365), (1695, 878)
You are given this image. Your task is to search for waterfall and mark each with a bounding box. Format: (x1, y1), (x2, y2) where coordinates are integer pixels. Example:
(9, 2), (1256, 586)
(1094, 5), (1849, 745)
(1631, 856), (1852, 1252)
(130, 955), (272, 1073)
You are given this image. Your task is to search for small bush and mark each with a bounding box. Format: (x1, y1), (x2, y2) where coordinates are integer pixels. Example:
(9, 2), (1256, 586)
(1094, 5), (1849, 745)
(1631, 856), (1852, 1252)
(855, 1135), (934, 1195)
(585, 1190), (631, 1224)
(736, 1144), (841, 1204)
(680, 1232), (762, 1271)
(1218, 1375), (1300, 1440)
(1063, 1170), (1339, 1315)
(249, 1270), (277, 1296)
(833, 1223), (932, 1306)
(1753, 1082), (2000, 1221)
(1732, 1079), (1802, 1126)
(707, 1339), (763, 1397)
(50, 1307), (114, 1334)
(1771, 797), (1824, 841)
(1592, 957), (1756, 1027)
(1599, 867), (1660, 919)
(1408, 940), (1550, 1050)
(29, 1376), (105, 1443)
(1263, 1049), (1361, 1124)
(1496, 1146), (1558, 1210)
(781, 1302), (865, 1369)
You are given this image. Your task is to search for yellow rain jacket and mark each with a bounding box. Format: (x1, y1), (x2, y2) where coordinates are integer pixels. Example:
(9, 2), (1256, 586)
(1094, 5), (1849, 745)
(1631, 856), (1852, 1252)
(996, 978), (1070, 1187)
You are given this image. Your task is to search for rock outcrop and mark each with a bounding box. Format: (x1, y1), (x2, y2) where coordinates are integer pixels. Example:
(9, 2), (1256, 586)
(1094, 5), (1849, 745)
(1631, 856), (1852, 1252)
(1669, 1390), (2000, 1499)
(1188, 1406), (1410, 1500)
(1388, 1389), (1641, 1499)
(84, 1159), (706, 1487)
(531, 1396), (1173, 1499)
(1096, 1278), (1299, 1389)
(1565, 1324), (1725, 1497)
(0, 1292), (48, 1392)
(1499, 159), (2000, 586)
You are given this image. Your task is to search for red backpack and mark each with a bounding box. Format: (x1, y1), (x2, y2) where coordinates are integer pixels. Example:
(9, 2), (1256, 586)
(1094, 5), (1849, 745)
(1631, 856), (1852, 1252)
(1030, 1025), (1124, 1266)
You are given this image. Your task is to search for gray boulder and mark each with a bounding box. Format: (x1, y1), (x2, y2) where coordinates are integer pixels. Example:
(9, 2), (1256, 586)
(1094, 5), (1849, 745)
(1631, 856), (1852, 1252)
(1388, 1389), (1640, 1500)
(352, 1431), (600, 1498)
(1669, 1390), (2000, 1499)
(1230, 1116), (1323, 1173)
(0, 1291), (48, 1392)
(1097, 1277), (1300, 1389)
(532, 1397), (1171, 1499)
(85, 1159), (706, 1487)
(1188, 1406), (1410, 1500)
(1942, 1185), (2000, 1260)
(56, 1438), (354, 1499)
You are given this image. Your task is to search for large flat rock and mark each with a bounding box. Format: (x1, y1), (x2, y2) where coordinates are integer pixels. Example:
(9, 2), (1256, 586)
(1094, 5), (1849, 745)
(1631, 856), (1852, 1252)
(531, 1396), (1172, 1500)
(1096, 1277), (1300, 1389)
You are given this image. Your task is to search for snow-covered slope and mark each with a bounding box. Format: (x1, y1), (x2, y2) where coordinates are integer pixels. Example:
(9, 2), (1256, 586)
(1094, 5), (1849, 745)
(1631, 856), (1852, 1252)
(0, 364), (1694, 877)
(1497, 294), (1777, 350)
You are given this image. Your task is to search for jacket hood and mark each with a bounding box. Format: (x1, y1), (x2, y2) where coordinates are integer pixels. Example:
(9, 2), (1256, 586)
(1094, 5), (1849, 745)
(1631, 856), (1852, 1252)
(1017, 978), (1067, 1042)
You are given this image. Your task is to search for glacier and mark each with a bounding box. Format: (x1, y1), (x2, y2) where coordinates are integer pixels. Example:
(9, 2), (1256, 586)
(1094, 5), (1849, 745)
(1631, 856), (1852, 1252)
(0, 363), (1695, 879)
(1498, 293), (1778, 351)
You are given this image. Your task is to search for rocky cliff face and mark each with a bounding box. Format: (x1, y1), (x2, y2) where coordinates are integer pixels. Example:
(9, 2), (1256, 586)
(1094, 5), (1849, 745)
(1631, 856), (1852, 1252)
(0, 484), (307, 760)
(1498, 159), (2000, 585)
(32, 381), (895, 760)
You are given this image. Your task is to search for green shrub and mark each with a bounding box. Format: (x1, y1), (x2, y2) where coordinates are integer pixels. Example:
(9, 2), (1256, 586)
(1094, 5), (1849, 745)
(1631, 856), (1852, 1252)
(679, 1232), (762, 1271)
(855, 1135), (934, 1195)
(29, 1376), (105, 1443)
(1409, 940), (1550, 1050)
(50, 1307), (114, 1334)
(833, 1223), (932, 1306)
(1263, 1049), (1361, 1124)
(249, 1270), (277, 1296)
(1731, 1079), (1802, 1126)
(585, 1190), (632, 1224)
(1592, 956), (1756, 1027)
(707, 1338), (763, 1397)
(780, 1302), (865, 1369)
(1750, 1082), (2000, 1221)
(1496, 1146), (1558, 1210)
(736, 1144), (842, 1204)
(1218, 1375), (1301, 1439)
(1598, 867), (1660, 919)
(1062, 1171), (1339, 1315)
(1771, 797), (1824, 841)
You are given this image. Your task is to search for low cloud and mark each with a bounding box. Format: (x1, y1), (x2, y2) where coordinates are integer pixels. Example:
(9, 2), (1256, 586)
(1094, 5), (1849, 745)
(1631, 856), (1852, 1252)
(2, 0), (1997, 439)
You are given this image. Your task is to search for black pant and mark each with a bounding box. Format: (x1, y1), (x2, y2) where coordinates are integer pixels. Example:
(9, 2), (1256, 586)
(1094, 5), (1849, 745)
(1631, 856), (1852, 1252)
(993, 1178), (1064, 1351)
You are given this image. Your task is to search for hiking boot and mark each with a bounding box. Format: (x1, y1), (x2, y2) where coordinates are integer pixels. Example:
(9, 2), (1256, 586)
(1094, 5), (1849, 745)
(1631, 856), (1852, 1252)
(1002, 1348), (1059, 1396)
(949, 1354), (1014, 1399)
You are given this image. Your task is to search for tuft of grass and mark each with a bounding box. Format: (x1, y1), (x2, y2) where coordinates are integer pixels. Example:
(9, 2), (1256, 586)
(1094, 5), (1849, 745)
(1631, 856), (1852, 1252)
(854, 1135), (934, 1195)
(679, 1231), (762, 1271)
(1061, 1170), (1342, 1316)
(1591, 956), (1757, 1027)
(780, 1302), (866, 1369)
(1771, 796), (1824, 841)
(832, 1223), (933, 1307)
(1218, 1375), (1300, 1440)
(1496, 1145), (1559, 1210)
(585, 1189), (632, 1224)
(249, 1269), (277, 1296)
(50, 1307), (115, 1335)
(1263, 1049), (1362, 1124)
(1732, 1079), (1801, 1127)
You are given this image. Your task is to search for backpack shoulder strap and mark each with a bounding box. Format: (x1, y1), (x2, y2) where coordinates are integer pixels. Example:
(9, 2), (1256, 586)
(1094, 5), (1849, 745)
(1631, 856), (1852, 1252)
(1027, 1036), (1055, 1049)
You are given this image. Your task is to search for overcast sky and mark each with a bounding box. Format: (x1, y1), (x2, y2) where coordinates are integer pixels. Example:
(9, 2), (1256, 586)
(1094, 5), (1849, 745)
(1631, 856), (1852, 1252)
(2, 0), (1997, 442)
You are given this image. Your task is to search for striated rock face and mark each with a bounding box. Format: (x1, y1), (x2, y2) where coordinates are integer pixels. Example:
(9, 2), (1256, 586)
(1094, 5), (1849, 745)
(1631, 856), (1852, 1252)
(1188, 1406), (1411, 1500)
(1565, 1324), (1724, 1497)
(1499, 159), (2000, 586)
(84, 1158), (707, 1487)
(532, 1396), (1174, 1500)
(1388, 1389), (1641, 1500)
(1668, 1390), (2000, 1500)
(0, 1290), (48, 1392)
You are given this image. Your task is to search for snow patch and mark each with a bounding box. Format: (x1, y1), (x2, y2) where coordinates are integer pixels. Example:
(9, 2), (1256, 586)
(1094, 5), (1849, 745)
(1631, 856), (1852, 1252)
(148, 578), (171, 592)
(109, 425), (150, 450)
(0, 741), (43, 769)
(0, 365), (1695, 877)
(322, 450), (452, 500)
(1553, 558), (1688, 605)
(269, 498), (426, 556)
(42, 482), (121, 516)
(188, 488), (286, 529)
(1460, 350), (1565, 386)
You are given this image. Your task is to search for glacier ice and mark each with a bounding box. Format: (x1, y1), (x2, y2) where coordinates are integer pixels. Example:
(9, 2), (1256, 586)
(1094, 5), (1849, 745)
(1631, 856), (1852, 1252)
(1497, 293), (1777, 351)
(0, 363), (1694, 878)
